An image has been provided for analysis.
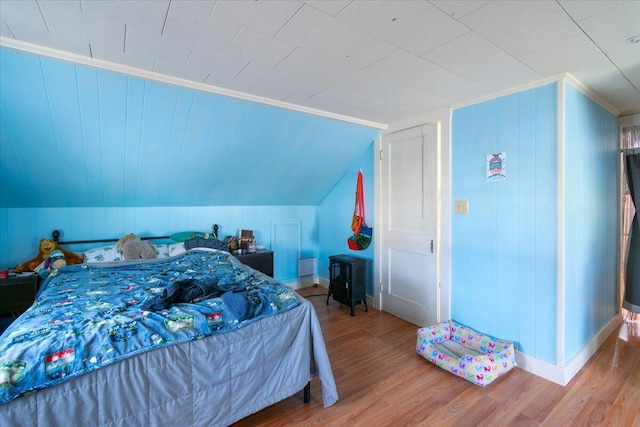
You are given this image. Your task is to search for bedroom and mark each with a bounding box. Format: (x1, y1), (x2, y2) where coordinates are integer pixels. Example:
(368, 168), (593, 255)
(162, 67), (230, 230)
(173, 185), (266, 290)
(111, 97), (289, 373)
(1, 0), (639, 425)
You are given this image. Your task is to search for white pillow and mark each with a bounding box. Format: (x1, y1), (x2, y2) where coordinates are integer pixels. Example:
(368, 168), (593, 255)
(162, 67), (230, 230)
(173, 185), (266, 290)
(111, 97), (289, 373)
(167, 242), (186, 257)
(153, 243), (170, 258)
(83, 245), (121, 263)
(152, 242), (186, 258)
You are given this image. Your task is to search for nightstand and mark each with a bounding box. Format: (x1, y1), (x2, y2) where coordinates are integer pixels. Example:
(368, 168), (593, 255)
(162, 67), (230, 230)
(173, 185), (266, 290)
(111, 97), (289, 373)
(0, 274), (39, 316)
(235, 250), (274, 277)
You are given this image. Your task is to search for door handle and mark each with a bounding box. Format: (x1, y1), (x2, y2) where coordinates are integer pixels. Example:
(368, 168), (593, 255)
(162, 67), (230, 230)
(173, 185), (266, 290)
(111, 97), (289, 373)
(430, 240), (433, 253)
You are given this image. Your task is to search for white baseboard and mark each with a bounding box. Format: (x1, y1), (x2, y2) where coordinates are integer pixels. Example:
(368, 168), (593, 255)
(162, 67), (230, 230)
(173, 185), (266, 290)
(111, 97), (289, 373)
(516, 315), (621, 386)
(515, 352), (567, 385)
(281, 275), (320, 290)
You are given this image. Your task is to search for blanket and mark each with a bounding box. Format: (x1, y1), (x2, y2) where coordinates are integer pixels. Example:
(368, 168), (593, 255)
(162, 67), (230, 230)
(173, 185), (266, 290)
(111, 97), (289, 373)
(0, 250), (299, 403)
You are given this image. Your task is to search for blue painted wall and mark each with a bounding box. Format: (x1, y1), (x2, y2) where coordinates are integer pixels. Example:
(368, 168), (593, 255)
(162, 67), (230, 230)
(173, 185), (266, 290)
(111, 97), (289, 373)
(0, 205), (318, 282)
(452, 81), (619, 366)
(318, 143), (375, 295)
(563, 83), (618, 362)
(0, 48), (381, 283)
(451, 83), (558, 363)
(0, 48), (381, 208)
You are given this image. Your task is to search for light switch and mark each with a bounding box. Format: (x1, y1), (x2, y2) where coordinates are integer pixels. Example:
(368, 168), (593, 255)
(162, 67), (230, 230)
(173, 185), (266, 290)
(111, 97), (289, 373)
(455, 200), (468, 214)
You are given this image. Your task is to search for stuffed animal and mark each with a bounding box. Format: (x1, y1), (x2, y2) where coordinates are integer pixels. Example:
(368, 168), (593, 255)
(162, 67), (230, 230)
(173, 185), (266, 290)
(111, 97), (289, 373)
(37, 249), (67, 278)
(224, 235), (238, 252)
(116, 233), (156, 260)
(14, 238), (83, 273)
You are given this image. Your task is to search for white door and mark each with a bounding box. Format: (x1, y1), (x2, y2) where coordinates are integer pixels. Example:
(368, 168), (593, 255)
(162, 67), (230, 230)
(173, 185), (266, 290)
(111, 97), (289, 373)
(379, 122), (440, 327)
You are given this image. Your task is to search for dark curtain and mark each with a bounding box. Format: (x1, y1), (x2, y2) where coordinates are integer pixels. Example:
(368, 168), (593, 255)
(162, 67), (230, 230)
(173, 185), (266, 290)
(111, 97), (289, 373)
(624, 153), (640, 313)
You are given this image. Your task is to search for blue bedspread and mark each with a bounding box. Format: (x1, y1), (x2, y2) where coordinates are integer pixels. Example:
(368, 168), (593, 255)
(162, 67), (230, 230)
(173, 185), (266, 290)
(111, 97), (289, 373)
(0, 250), (299, 404)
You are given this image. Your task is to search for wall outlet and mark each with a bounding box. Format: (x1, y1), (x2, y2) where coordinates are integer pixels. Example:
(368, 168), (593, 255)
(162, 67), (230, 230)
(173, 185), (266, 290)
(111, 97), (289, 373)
(455, 200), (469, 214)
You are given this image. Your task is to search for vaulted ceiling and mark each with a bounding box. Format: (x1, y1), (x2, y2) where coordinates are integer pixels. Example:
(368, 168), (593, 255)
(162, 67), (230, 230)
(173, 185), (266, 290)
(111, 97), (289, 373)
(1, 1), (639, 209)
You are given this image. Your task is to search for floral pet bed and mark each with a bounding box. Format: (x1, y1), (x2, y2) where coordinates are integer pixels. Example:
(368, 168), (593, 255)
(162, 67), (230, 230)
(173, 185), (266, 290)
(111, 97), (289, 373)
(416, 320), (516, 386)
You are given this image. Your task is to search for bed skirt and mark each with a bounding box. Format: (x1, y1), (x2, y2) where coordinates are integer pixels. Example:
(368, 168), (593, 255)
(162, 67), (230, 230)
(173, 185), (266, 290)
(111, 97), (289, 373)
(0, 297), (337, 426)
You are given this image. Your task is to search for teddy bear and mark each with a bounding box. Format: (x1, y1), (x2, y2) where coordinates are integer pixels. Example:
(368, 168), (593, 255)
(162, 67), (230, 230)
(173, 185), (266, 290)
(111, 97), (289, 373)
(37, 249), (67, 278)
(14, 238), (83, 273)
(116, 233), (156, 260)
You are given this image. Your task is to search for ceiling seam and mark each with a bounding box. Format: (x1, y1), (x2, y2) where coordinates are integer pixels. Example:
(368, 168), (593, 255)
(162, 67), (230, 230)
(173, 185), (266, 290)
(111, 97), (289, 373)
(161, 0), (172, 36)
(556, 0), (640, 94)
(273, 3), (305, 39)
(35, 0), (50, 34)
(223, 26), (243, 55)
(209, 0), (219, 16)
(426, 1), (543, 80)
(3, 22), (16, 39)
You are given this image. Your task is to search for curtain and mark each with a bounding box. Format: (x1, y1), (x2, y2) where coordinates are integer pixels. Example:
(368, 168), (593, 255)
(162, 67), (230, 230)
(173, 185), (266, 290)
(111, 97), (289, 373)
(624, 152), (640, 314)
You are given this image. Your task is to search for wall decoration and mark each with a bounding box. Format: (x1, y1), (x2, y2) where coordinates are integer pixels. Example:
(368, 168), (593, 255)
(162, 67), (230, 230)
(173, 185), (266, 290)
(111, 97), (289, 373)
(487, 152), (506, 182)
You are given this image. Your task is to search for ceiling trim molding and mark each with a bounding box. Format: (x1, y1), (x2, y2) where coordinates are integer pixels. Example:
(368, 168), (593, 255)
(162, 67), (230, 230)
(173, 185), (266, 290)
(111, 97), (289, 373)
(451, 74), (566, 111)
(563, 73), (620, 117)
(452, 73), (621, 117)
(618, 113), (640, 127)
(0, 37), (388, 130)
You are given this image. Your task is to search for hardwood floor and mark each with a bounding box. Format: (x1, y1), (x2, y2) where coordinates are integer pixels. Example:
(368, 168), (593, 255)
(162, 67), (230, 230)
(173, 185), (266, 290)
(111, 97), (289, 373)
(235, 286), (640, 427)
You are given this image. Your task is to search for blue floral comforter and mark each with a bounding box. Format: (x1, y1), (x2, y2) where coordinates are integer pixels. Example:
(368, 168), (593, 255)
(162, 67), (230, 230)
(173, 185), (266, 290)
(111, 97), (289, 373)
(0, 250), (299, 404)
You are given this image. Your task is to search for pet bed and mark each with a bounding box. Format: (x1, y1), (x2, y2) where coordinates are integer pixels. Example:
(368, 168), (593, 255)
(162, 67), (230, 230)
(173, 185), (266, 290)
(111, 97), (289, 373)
(416, 320), (516, 386)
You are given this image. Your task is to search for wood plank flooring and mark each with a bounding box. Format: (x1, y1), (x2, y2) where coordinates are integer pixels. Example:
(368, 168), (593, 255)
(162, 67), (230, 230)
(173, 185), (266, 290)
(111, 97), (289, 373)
(235, 286), (640, 426)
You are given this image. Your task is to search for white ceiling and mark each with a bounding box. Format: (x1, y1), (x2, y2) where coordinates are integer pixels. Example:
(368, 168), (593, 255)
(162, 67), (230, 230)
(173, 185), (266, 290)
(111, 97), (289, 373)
(1, 0), (639, 125)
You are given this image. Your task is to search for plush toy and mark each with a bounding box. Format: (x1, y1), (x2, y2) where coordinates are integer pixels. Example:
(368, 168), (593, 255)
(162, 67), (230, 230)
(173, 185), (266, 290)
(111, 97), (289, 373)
(14, 238), (83, 273)
(116, 233), (156, 260)
(224, 235), (238, 252)
(37, 249), (67, 278)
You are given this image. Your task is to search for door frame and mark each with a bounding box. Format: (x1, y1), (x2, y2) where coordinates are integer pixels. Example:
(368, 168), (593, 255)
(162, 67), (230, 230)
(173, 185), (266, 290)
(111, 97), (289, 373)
(373, 110), (452, 323)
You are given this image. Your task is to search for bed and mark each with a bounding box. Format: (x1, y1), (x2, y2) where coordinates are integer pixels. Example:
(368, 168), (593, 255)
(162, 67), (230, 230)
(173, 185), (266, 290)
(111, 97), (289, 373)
(0, 235), (338, 426)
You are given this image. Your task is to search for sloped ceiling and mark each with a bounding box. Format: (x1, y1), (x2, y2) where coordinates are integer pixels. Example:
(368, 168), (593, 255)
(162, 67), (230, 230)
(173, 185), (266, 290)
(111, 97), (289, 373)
(0, 48), (380, 208)
(1, 0), (639, 122)
(1, 1), (639, 208)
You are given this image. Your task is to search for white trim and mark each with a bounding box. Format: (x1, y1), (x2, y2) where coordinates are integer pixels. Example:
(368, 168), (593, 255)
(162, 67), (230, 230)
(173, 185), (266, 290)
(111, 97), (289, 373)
(373, 134), (382, 311)
(515, 351), (567, 386)
(618, 113), (640, 127)
(517, 315), (621, 385)
(380, 107), (452, 321)
(563, 73), (620, 116)
(452, 73), (621, 117)
(452, 74), (565, 110)
(562, 315), (621, 384)
(281, 275), (319, 290)
(0, 37), (387, 131)
(318, 277), (330, 289)
(557, 80), (566, 367)
(435, 120), (442, 323)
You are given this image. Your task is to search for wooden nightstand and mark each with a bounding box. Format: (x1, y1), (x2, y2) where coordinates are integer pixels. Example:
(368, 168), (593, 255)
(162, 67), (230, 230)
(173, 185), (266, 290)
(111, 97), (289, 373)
(0, 274), (39, 316)
(235, 250), (274, 277)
